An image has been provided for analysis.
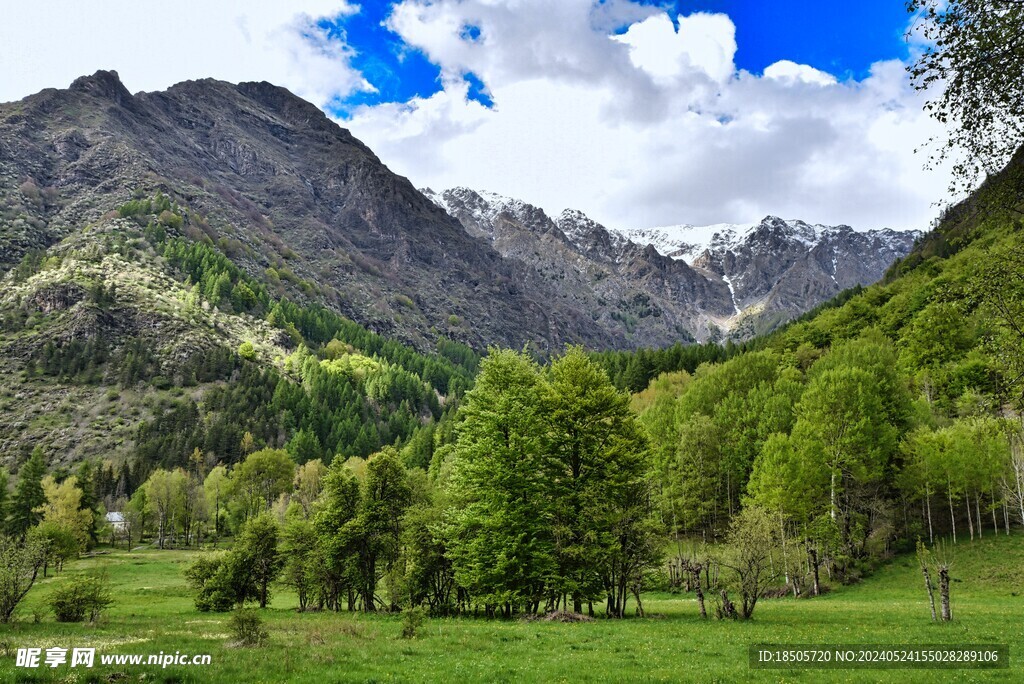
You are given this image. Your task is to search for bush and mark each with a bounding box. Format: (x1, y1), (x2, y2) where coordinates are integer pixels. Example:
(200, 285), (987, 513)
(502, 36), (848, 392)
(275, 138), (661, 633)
(238, 341), (257, 361)
(230, 609), (268, 647)
(400, 606), (426, 639)
(50, 574), (113, 623)
(183, 555), (234, 612)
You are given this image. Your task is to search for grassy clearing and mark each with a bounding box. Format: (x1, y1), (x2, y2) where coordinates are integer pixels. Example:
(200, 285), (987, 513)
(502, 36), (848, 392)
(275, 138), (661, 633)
(1, 535), (1022, 683)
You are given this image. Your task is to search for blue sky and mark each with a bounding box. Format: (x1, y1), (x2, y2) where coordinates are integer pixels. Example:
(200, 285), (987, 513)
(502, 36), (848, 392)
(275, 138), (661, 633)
(669, 1), (911, 78)
(328, 0), (913, 115)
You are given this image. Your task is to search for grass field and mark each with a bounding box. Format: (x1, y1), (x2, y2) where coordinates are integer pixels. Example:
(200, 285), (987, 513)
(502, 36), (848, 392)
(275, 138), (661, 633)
(2, 534), (1023, 683)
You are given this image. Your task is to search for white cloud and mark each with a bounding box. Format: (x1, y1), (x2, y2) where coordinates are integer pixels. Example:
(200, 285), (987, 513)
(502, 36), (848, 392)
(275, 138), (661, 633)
(762, 60), (837, 87)
(0, 0), (366, 106)
(348, 1), (953, 232)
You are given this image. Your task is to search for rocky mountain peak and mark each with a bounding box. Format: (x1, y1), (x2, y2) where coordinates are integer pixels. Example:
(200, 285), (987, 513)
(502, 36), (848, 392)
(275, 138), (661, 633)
(69, 70), (133, 104)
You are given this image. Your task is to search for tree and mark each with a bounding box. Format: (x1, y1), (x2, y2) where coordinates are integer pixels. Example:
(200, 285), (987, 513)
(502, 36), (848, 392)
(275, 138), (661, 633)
(791, 367), (894, 527)
(314, 460), (362, 611)
(203, 466), (232, 542)
(292, 460), (326, 518)
(540, 346), (656, 615)
(8, 447), (46, 537)
(74, 460), (102, 547)
(184, 553), (234, 612)
(143, 469), (187, 549)
(230, 513), (282, 609)
(446, 350), (554, 616)
(720, 506), (780, 620)
(352, 448), (411, 611)
(0, 532), (47, 622)
(126, 486), (148, 549)
(908, 0), (1024, 194)
(280, 509), (319, 611)
(232, 449), (295, 521)
(35, 475), (92, 569)
(286, 429), (322, 465)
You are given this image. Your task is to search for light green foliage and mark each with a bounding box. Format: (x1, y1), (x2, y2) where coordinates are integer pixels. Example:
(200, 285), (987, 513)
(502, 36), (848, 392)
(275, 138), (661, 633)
(231, 449), (295, 522)
(48, 573), (113, 622)
(237, 340), (257, 361)
(0, 532), (46, 622)
(791, 366), (895, 525)
(721, 506), (780, 619)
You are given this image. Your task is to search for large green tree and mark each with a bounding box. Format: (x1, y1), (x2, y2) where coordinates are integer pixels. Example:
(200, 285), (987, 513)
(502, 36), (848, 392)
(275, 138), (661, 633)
(540, 346), (651, 613)
(445, 349), (554, 616)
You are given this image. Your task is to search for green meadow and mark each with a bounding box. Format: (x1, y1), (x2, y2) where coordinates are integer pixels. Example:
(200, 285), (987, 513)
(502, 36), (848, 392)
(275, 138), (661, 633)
(2, 534), (1022, 683)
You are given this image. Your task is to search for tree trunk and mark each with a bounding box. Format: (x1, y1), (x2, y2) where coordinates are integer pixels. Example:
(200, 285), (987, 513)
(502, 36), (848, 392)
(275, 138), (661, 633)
(948, 485), (957, 544)
(690, 565), (707, 618)
(809, 546), (821, 597)
(938, 566), (951, 621)
(992, 486), (999, 535)
(926, 483), (934, 544)
(965, 492), (974, 541)
(830, 469), (838, 522)
(718, 589), (736, 619)
(976, 492), (983, 538)
(921, 564), (937, 621)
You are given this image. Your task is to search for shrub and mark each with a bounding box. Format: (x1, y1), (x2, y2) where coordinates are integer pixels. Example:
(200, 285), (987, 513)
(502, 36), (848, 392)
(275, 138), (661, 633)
(50, 574), (113, 623)
(400, 606), (426, 639)
(230, 609), (268, 647)
(238, 341), (257, 361)
(183, 555), (234, 612)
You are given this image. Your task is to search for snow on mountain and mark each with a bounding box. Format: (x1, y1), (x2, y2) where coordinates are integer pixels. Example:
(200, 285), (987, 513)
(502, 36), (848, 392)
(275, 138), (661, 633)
(420, 186), (922, 340)
(614, 217), (891, 265)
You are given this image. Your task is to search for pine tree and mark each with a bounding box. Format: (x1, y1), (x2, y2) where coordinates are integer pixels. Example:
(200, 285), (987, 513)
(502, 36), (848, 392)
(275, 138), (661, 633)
(8, 447), (47, 537)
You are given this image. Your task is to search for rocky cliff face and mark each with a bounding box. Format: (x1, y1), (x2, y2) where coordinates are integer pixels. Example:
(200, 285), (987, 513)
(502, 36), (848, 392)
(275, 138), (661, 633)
(618, 217), (921, 334)
(422, 187), (736, 345)
(426, 189), (921, 340)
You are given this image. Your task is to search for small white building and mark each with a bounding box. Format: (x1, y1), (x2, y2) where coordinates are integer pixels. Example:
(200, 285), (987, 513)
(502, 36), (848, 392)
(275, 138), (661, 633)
(106, 511), (127, 534)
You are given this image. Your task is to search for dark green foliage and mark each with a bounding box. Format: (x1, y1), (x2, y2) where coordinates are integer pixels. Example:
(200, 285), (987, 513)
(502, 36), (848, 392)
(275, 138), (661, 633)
(590, 341), (739, 393)
(279, 515), (319, 611)
(8, 447), (46, 537)
(183, 554), (234, 612)
(446, 348), (660, 617)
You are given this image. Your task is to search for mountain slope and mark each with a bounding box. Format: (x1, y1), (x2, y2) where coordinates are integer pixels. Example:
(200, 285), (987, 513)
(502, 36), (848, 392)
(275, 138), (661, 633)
(0, 71), (622, 352)
(618, 217), (921, 336)
(424, 187), (919, 341)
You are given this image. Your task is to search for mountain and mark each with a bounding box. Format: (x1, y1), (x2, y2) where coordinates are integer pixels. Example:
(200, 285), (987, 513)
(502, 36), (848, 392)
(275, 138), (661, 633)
(0, 70), (630, 353)
(421, 187), (735, 346)
(423, 187), (920, 340)
(618, 218), (921, 336)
